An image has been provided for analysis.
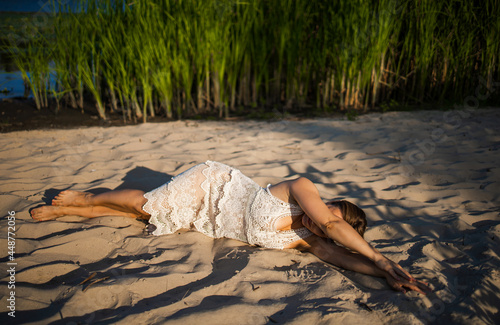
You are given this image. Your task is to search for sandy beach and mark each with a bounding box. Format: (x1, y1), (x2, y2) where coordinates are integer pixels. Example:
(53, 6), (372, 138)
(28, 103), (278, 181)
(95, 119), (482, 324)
(0, 108), (499, 324)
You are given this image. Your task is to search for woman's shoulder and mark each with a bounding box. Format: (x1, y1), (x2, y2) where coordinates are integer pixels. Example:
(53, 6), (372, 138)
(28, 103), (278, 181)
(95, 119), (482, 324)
(268, 177), (316, 204)
(267, 178), (301, 205)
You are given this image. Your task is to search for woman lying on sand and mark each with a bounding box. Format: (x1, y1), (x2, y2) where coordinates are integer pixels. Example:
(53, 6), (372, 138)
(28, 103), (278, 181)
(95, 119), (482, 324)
(31, 160), (430, 294)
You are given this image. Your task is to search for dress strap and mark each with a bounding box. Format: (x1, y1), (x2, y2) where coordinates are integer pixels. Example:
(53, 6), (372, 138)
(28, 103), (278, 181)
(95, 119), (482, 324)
(264, 184), (301, 210)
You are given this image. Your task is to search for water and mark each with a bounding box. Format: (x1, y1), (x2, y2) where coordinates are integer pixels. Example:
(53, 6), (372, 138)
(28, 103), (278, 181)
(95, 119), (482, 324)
(0, 0), (115, 100)
(0, 0), (77, 12)
(0, 71), (26, 99)
(0, 1), (69, 99)
(0, 69), (59, 100)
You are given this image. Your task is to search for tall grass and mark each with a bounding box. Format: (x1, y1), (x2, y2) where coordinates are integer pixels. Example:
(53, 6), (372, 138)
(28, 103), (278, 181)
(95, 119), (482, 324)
(8, 0), (500, 120)
(8, 32), (51, 110)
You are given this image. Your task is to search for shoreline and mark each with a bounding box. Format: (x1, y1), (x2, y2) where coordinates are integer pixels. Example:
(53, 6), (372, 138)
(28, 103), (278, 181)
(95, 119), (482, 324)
(1, 96), (497, 134)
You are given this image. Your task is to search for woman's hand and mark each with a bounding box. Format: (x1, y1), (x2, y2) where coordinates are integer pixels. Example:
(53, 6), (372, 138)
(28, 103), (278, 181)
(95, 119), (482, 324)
(374, 254), (415, 282)
(385, 273), (432, 294)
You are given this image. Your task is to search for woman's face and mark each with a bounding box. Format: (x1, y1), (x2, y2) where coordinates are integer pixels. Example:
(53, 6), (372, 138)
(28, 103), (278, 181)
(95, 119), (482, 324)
(302, 204), (343, 238)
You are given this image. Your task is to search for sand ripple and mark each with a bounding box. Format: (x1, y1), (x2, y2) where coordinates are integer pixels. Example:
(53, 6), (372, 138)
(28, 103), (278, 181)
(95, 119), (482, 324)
(0, 108), (499, 324)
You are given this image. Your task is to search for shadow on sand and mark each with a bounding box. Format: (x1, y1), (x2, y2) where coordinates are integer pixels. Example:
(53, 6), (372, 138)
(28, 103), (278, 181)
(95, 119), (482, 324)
(3, 155), (499, 324)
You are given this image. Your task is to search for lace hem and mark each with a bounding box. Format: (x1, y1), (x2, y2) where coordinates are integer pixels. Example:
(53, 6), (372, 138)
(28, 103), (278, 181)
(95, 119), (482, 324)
(143, 161), (260, 243)
(143, 163), (208, 236)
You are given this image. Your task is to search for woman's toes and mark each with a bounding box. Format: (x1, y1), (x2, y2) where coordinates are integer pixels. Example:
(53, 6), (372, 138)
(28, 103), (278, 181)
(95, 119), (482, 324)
(52, 192), (65, 205)
(31, 206), (61, 221)
(52, 197), (65, 205)
(31, 208), (42, 220)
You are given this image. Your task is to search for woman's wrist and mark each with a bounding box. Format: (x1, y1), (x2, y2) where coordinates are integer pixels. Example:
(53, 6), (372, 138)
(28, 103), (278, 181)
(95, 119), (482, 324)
(370, 250), (384, 263)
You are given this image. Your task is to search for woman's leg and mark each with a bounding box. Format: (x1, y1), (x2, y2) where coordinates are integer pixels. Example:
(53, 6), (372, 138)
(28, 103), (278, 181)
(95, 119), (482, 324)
(52, 189), (149, 217)
(31, 205), (145, 222)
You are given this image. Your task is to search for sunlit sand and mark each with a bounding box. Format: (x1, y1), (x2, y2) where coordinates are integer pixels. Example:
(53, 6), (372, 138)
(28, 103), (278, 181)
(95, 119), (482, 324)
(0, 108), (499, 324)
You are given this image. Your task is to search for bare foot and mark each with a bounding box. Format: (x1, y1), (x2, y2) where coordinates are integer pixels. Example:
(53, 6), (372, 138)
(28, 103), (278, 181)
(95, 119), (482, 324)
(31, 206), (67, 221)
(52, 190), (93, 207)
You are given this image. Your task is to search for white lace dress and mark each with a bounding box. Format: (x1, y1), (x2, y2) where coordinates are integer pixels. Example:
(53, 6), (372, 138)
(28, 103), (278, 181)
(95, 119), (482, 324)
(142, 161), (313, 249)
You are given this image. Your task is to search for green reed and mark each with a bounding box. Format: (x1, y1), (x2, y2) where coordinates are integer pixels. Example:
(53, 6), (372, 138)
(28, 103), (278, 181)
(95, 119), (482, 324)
(7, 30), (51, 110)
(8, 0), (499, 120)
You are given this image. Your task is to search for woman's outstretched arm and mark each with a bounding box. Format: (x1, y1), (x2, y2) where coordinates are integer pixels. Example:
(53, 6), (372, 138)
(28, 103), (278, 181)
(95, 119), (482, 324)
(306, 236), (431, 294)
(288, 177), (415, 282)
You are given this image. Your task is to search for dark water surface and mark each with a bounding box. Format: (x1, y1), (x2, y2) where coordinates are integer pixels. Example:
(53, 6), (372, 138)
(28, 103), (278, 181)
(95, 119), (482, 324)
(0, 71), (26, 99)
(0, 1), (70, 98)
(0, 0), (77, 12)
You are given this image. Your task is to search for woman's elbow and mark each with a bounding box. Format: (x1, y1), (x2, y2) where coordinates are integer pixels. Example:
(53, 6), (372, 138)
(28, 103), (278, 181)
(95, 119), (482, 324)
(321, 219), (342, 233)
